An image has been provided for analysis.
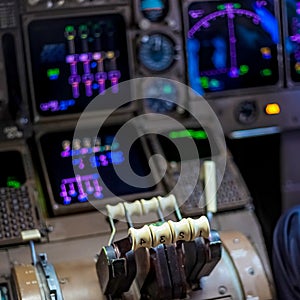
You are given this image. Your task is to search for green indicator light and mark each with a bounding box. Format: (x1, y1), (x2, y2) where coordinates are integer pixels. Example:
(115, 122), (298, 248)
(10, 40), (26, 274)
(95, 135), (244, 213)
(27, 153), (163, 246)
(217, 4), (225, 10)
(169, 130), (207, 140)
(65, 25), (74, 33)
(210, 79), (220, 88)
(7, 177), (21, 188)
(261, 69), (272, 76)
(240, 65), (249, 74)
(188, 129), (207, 139)
(200, 77), (209, 89)
(163, 84), (173, 94)
(79, 25), (88, 38)
(169, 131), (190, 139)
(233, 3), (241, 8)
(47, 68), (60, 78)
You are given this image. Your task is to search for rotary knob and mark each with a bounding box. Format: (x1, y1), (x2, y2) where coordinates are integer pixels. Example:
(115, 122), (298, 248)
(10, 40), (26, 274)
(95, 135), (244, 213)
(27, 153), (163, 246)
(236, 100), (257, 124)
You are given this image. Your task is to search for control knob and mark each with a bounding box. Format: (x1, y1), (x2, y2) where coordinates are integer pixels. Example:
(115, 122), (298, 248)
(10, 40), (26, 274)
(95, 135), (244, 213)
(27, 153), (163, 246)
(236, 100), (257, 124)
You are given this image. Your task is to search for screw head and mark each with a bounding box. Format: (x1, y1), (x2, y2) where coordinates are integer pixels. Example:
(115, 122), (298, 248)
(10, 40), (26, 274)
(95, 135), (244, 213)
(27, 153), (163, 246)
(218, 286), (227, 295)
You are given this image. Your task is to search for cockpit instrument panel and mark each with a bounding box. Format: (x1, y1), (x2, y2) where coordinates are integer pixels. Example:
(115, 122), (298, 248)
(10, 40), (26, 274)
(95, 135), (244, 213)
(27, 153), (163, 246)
(186, 0), (280, 95)
(138, 33), (175, 73)
(140, 0), (169, 22)
(24, 13), (130, 118)
(0, 150), (26, 189)
(38, 124), (159, 215)
(283, 0), (300, 84)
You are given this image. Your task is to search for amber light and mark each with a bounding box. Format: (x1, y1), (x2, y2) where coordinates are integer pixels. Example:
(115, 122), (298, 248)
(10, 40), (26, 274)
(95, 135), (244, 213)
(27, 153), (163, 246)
(265, 103), (281, 115)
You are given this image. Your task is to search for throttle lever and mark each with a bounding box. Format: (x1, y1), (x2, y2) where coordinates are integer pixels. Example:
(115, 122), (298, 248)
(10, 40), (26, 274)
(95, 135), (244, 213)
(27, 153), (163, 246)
(96, 237), (137, 299)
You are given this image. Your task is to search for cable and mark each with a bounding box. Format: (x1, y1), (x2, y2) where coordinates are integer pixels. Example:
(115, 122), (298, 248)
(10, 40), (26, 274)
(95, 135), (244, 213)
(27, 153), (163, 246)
(272, 205), (300, 300)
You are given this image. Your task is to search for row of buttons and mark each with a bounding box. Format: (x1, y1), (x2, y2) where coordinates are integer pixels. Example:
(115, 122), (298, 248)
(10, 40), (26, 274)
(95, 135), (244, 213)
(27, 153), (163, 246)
(0, 186), (37, 242)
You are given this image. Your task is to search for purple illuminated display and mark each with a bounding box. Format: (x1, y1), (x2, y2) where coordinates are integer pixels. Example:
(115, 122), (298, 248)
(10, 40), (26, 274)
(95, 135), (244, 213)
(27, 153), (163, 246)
(188, 4), (260, 38)
(28, 14), (130, 116)
(290, 17), (300, 60)
(40, 124), (156, 210)
(58, 136), (124, 204)
(289, 15), (300, 78)
(188, 3), (261, 79)
(189, 9), (204, 19)
(40, 99), (76, 112)
(65, 25), (122, 98)
(283, 0), (300, 81)
(187, 0), (279, 93)
(60, 174), (104, 205)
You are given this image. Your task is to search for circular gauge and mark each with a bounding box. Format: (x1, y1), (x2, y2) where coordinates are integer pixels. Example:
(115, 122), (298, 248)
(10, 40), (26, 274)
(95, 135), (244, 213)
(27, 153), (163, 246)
(140, 0), (169, 22)
(138, 34), (175, 72)
(144, 79), (178, 113)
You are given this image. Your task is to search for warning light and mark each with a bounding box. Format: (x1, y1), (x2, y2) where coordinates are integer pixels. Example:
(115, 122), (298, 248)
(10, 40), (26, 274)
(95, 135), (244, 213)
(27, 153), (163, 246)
(295, 62), (300, 74)
(265, 103), (280, 115)
(260, 47), (272, 59)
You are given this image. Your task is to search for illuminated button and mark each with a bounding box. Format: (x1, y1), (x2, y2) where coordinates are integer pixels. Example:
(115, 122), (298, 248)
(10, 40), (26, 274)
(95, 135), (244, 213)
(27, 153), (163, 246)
(260, 47), (271, 59)
(106, 51), (115, 59)
(265, 103), (280, 115)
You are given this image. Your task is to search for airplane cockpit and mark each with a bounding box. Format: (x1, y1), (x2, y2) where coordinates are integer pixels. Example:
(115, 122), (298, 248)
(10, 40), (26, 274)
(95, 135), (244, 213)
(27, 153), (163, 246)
(0, 0), (299, 299)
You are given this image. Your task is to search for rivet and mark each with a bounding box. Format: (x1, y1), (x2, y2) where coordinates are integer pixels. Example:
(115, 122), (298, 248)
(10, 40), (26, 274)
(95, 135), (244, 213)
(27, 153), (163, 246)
(248, 267), (255, 275)
(218, 286), (227, 295)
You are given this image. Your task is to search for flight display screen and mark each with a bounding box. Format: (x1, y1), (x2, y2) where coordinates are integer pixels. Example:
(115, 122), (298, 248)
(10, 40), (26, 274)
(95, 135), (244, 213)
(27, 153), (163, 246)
(0, 151), (26, 188)
(27, 14), (130, 116)
(187, 0), (280, 94)
(39, 125), (156, 209)
(284, 0), (300, 83)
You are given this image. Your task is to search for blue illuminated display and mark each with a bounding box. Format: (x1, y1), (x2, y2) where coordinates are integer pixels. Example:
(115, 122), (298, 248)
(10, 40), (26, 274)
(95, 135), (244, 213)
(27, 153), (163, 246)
(284, 0), (300, 82)
(140, 0), (168, 22)
(187, 39), (203, 95)
(141, 0), (164, 10)
(40, 99), (75, 112)
(187, 0), (280, 94)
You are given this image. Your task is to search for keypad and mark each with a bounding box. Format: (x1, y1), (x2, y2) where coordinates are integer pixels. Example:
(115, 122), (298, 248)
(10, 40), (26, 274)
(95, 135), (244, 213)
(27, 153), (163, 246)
(0, 186), (38, 246)
(0, 2), (16, 29)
